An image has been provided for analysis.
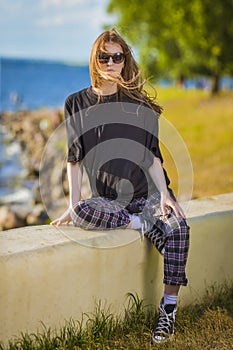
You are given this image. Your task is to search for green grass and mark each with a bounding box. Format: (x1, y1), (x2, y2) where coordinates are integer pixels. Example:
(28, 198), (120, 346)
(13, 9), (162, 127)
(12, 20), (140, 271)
(153, 87), (233, 198)
(1, 282), (233, 350)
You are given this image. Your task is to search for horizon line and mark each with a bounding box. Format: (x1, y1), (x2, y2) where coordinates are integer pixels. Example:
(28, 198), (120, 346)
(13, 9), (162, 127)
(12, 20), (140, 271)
(0, 55), (89, 66)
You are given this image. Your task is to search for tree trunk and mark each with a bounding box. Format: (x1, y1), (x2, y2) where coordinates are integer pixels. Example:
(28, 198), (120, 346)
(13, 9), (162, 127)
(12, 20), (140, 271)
(211, 74), (220, 94)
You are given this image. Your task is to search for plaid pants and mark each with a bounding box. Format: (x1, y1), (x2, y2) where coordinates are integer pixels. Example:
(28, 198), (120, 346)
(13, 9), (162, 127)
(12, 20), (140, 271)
(71, 193), (190, 286)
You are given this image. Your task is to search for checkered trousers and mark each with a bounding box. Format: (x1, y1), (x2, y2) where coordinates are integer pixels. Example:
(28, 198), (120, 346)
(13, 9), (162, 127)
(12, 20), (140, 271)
(70, 193), (190, 286)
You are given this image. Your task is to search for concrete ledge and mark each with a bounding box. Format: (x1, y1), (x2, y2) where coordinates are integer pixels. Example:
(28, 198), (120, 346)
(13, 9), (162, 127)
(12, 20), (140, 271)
(0, 193), (233, 343)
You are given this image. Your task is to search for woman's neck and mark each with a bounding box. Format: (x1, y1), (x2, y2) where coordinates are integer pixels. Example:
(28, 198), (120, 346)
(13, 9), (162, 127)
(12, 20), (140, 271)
(92, 81), (118, 96)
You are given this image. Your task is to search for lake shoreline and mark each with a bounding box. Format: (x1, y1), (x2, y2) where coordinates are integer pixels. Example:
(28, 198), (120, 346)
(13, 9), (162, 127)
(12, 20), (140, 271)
(0, 108), (67, 230)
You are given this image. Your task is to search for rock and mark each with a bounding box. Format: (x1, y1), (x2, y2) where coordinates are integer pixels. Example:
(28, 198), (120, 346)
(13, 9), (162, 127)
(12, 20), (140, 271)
(0, 109), (72, 229)
(32, 185), (43, 205)
(26, 204), (49, 225)
(39, 124), (68, 208)
(50, 110), (63, 130)
(0, 206), (25, 231)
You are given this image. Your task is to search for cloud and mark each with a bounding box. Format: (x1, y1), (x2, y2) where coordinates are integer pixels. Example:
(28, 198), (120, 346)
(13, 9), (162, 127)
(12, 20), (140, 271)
(35, 15), (65, 27)
(41, 0), (82, 6)
(40, 0), (99, 10)
(36, 0), (114, 29)
(0, 0), (116, 61)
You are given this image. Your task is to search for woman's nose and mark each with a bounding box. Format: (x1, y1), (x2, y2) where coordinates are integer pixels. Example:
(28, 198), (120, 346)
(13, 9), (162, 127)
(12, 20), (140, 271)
(107, 57), (113, 65)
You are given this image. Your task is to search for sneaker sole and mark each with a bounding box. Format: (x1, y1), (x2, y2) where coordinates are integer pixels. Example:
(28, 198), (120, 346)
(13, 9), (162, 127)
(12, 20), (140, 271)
(152, 333), (174, 344)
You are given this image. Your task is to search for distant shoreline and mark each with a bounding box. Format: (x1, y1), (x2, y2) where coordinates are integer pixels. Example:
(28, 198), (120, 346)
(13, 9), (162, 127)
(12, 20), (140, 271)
(0, 108), (67, 230)
(0, 58), (91, 112)
(0, 56), (89, 67)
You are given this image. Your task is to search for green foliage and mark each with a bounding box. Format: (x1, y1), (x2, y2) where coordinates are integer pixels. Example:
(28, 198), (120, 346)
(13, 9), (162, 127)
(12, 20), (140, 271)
(107, 0), (233, 91)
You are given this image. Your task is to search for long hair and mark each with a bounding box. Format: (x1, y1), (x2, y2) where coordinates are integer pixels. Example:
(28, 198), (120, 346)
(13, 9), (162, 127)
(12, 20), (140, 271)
(89, 28), (162, 114)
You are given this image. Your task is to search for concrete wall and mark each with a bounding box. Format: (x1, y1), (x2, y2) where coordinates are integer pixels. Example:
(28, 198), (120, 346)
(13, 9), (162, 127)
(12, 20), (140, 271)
(0, 193), (232, 344)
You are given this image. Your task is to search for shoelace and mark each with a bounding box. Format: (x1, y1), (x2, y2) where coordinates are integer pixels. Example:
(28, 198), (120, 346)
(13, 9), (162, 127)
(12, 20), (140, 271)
(154, 305), (176, 337)
(140, 219), (151, 241)
(139, 214), (153, 241)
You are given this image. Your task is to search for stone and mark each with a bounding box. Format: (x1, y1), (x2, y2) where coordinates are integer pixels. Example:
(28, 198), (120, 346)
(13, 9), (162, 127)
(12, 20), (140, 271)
(26, 204), (49, 225)
(0, 206), (25, 231)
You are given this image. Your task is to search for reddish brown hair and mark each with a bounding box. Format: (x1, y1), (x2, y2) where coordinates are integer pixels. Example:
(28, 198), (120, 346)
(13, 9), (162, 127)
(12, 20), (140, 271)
(89, 28), (162, 114)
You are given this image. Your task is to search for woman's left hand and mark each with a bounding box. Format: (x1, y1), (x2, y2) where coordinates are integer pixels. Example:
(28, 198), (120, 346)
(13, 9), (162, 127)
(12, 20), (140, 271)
(160, 192), (186, 219)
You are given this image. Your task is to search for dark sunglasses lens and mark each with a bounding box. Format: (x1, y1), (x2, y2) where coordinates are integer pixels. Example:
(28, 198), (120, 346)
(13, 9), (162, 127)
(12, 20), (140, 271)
(112, 53), (125, 63)
(98, 53), (109, 64)
(98, 52), (125, 64)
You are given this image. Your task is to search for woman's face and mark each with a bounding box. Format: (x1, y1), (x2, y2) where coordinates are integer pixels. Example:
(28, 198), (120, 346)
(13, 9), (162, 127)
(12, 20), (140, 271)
(98, 42), (125, 79)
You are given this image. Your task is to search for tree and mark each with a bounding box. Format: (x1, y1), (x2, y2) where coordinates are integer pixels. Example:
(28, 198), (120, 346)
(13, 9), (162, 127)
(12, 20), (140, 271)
(107, 0), (233, 93)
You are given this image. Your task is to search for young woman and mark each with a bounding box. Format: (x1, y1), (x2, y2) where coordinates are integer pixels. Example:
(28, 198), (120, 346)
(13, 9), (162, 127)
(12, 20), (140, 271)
(51, 28), (190, 344)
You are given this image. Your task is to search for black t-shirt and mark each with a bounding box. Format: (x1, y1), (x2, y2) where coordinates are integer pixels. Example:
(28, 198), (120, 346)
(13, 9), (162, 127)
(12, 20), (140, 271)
(64, 87), (171, 201)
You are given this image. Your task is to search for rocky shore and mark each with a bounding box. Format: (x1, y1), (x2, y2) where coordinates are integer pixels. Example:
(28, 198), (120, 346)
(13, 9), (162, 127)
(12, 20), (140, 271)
(0, 109), (70, 231)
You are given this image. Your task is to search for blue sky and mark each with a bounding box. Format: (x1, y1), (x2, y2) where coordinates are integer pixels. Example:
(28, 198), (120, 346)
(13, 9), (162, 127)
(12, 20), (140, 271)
(0, 0), (116, 63)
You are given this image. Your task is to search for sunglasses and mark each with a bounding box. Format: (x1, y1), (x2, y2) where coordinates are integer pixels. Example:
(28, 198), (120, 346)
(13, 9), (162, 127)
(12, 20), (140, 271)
(97, 52), (125, 64)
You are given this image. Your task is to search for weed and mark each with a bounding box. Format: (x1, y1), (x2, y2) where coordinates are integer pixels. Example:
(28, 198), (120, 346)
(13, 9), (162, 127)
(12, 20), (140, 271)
(1, 282), (233, 350)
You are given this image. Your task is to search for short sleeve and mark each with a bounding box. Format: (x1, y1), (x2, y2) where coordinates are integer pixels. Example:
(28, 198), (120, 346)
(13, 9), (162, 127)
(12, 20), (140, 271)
(142, 109), (163, 168)
(64, 96), (83, 163)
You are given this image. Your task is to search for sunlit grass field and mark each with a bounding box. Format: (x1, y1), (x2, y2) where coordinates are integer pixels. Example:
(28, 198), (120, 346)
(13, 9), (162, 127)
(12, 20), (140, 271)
(153, 87), (233, 199)
(1, 283), (232, 350)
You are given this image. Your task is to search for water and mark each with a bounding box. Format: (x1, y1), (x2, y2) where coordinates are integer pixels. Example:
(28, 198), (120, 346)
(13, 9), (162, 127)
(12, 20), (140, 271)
(0, 57), (90, 111)
(0, 57), (90, 204)
(0, 124), (33, 204)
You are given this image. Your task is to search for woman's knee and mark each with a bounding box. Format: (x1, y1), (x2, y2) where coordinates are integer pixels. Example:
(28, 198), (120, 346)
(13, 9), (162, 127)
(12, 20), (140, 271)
(174, 217), (190, 249)
(70, 201), (93, 228)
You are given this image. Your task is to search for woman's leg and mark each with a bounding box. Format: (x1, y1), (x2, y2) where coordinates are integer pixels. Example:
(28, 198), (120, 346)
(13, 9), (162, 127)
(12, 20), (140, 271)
(70, 197), (131, 230)
(142, 192), (190, 286)
(141, 192), (190, 343)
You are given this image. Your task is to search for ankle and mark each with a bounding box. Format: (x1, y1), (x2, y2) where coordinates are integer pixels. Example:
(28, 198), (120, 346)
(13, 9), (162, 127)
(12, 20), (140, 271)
(163, 293), (178, 306)
(128, 214), (141, 230)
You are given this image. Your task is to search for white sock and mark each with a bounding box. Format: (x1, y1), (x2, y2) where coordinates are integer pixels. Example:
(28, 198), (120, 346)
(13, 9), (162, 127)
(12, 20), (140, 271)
(163, 293), (178, 305)
(130, 214), (142, 230)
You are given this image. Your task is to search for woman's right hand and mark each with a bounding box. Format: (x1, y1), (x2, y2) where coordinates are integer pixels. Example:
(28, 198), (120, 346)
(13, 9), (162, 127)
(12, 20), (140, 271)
(50, 208), (72, 226)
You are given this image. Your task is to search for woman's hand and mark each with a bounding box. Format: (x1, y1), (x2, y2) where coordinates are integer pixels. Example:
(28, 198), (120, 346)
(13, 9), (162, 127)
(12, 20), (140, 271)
(50, 208), (72, 226)
(148, 158), (185, 219)
(160, 192), (186, 219)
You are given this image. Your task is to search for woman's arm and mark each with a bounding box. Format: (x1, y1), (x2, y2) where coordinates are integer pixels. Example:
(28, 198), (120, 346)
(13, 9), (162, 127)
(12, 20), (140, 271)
(148, 157), (185, 218)
(50, 161), (83, 226)
(67, 161), (83, 208)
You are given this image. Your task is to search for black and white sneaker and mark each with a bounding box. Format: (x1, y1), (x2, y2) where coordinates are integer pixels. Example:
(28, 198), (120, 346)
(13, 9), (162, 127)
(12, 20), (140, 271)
(152, 300), (177, 344)
(140, 216), (153, 240)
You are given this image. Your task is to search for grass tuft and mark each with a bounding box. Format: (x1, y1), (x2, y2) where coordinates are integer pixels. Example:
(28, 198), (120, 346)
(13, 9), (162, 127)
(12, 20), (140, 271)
(1, 282), (233, 349)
